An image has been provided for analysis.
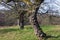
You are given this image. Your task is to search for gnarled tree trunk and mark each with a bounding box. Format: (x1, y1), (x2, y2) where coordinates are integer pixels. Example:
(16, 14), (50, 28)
(19, 11), (25, 29)
(29, 7), (46, 40)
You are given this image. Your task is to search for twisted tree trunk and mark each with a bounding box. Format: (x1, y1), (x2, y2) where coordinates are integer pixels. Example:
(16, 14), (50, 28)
(19, 11), (25, 29)
(29, 7), (46, 40)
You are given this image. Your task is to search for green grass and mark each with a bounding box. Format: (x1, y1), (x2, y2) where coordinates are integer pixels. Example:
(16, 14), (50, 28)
(0, 25), (60, 40)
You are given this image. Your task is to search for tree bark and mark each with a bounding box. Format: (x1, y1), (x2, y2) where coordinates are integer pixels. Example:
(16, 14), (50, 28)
(19, 11), (24, 29)
(29, 7), (46, 40)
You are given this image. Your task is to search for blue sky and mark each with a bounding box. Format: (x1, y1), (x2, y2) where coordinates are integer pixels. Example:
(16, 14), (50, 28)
(0, 4), (10, 10)
(38, 0), (60, 13)
(0, 2), (13, 10)
(38, 0), (60, 16)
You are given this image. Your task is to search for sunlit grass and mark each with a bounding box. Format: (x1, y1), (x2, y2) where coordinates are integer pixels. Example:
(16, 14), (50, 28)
(0, 25), (60, 40)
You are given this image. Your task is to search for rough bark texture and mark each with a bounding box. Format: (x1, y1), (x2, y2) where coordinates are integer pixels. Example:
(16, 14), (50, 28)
(29, 7), (46, 40)
(19, 11), (24, 29)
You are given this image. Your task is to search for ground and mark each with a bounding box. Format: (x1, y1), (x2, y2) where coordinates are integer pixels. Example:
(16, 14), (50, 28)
(0, 25), (60, 40)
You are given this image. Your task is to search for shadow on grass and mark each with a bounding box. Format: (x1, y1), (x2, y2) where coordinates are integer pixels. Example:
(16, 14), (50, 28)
(44, 35), (60, 40)
(0, 28), (19, 34)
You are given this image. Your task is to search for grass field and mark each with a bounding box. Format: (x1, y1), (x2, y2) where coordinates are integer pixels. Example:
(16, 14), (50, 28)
(0, 25), (60, 40)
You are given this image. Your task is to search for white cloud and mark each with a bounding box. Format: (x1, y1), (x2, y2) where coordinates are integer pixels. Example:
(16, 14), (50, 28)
(0, 4), (10, 10)
(38, 0), (60, 16)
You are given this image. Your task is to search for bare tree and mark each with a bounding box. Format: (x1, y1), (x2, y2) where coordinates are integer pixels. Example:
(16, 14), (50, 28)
(29, 6), (46, 40)
(1, 0), (47, 40)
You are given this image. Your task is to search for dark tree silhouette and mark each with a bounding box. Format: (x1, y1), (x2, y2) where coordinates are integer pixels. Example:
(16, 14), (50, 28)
(6, 0), (15, 2)
(29, 6), (46, 40)
(19, 11), (25, 29)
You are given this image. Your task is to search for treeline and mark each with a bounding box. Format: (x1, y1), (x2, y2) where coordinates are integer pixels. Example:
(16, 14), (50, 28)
(0, 0), (60, 26)
(0, 0), (39, 26)
(0, 10), (18, 26)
